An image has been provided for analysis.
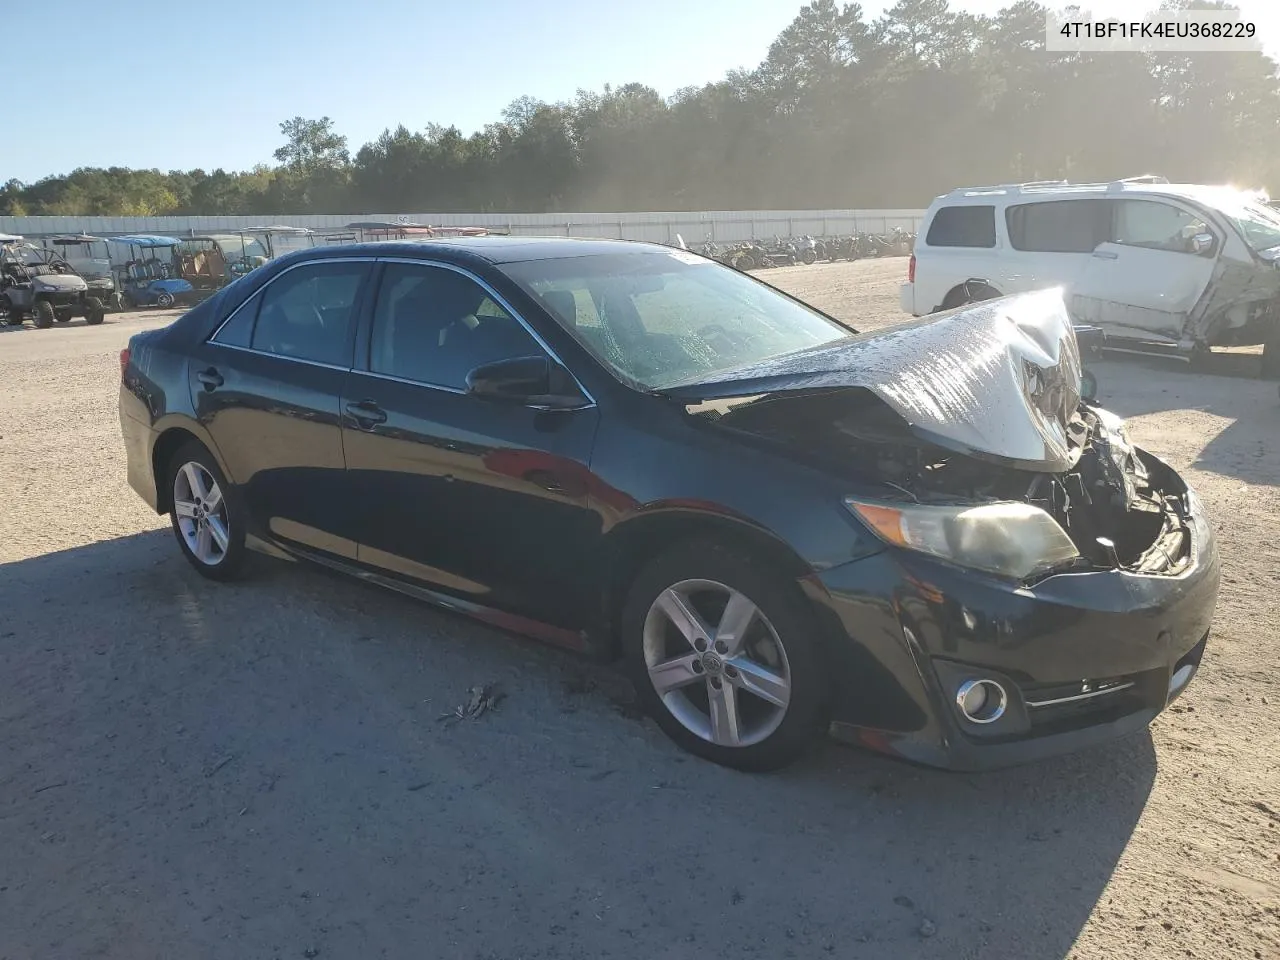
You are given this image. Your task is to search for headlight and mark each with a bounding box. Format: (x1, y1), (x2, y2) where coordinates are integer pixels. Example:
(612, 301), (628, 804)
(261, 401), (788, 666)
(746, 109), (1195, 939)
(845, 498), (1081, 580)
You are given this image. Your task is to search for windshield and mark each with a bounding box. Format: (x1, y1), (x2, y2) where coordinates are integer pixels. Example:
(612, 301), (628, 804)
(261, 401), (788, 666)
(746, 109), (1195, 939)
(1211, 194), (1280, 253)
(5, 244), (73, 276)
(184, 236), (268, 260)
(235, 237), (268, 260)
(498, 250), (850, 390)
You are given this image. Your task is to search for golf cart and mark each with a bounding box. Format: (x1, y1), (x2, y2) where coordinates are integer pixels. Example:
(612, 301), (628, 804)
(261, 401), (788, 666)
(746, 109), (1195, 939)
(243, 224), (316, 259)
(346, 220), (437, 242)
(109, 235), (194, 309)
(1, 236), (105, 327)
(345, 221), (492, 242)
(43, 234), (121, 311)
(176, 233), (268, 290)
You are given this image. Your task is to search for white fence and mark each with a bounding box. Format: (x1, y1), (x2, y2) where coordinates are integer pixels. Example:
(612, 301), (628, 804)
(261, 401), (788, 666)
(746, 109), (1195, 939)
(0, 208), (927, 247)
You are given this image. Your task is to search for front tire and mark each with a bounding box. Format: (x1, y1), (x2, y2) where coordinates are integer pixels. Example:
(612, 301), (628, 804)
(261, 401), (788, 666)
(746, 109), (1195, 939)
(621, 540), (826, 771)
(156, 291), (176, 308)
(1262, 322), (1280, 380)
(32, 300), (55, 328)
(166, 442), (248, 581)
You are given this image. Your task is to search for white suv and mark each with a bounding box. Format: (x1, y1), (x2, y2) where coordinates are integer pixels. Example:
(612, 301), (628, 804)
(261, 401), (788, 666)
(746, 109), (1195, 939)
(901, 176), (1280, 377)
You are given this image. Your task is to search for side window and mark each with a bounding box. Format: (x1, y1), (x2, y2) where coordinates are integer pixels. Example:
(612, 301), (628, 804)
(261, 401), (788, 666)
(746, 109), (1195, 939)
(1006, 200), (1108, 253)
(369, 263), (545, 389)
(925, 206), (996, 248)
(1111, 200), (1208, 253)
(250, 261), (368, 366)
(210, 290), (262, 348)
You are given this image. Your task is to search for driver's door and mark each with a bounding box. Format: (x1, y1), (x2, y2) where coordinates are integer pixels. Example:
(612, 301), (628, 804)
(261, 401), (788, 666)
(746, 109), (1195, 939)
(1070, 198), (1218, 342)
(341, 260), (602, 630)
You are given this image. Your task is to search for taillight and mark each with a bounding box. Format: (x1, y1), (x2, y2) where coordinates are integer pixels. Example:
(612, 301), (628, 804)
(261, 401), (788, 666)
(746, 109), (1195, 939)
(908, 254), (916, 283)
(119, 347), (130, 379)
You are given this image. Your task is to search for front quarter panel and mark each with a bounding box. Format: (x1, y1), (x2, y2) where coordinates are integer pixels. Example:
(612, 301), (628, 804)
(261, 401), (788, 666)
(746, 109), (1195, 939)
(590, 391), (886, 571)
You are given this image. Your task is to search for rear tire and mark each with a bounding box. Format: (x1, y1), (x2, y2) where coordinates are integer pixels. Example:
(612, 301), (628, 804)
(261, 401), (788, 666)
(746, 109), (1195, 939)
(166, 441), (248, 582)
(940, 281), (1002, 312)
(84, 297), (105, 325)
(32, 300), (55, 329)
(621, 539), (827, 772)
(54, 308), (72, 323)
(801, 249), (817, 265)
(156, 291), (176, 308)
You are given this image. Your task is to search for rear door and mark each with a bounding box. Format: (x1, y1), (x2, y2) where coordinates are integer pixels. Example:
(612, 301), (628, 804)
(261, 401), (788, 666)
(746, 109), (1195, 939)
(1070, 198), (1218, 341)
(341, 259), (602, 630)
(1002, 198), (1110, 297)
(188, 257), (374, 559)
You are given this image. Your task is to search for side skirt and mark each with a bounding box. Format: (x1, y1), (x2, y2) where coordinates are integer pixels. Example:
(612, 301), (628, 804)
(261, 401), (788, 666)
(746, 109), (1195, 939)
(251, 536), (591, 654)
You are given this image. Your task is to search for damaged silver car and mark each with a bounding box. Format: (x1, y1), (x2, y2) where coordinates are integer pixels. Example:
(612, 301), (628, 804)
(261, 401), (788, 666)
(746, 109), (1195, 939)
(903, 178), (1280, 377)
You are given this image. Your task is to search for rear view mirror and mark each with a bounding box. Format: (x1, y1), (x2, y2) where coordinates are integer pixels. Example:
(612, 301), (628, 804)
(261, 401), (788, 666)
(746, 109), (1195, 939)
(465, 355), (588, 409)
(1191, 233), (1216, 257)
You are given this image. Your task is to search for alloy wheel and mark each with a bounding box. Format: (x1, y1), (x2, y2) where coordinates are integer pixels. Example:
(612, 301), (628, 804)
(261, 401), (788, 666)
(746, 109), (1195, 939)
(641, 578), (792, 747)
(172, 461), (230, 566)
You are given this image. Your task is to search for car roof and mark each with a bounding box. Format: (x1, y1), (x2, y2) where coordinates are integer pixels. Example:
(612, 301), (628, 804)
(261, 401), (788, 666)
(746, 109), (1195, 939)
(932, 179), (1264, 210)
(288, 236), (676, 266)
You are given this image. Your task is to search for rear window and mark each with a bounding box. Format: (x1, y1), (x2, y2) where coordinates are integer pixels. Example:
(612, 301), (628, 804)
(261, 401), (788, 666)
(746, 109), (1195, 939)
(1006, 200), (1109, 253)
(925, 206), (996, 248)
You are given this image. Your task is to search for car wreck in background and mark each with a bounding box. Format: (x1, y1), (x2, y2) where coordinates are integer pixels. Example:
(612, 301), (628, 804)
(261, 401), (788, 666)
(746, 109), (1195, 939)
(904, 177), (1280, 378)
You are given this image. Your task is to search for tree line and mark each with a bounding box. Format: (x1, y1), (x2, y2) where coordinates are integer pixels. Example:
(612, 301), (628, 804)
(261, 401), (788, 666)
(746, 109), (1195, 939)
(3, 0), (1277, 217)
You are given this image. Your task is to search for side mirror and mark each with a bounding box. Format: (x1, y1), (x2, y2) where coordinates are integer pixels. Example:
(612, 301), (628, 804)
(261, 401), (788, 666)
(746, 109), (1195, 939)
(465, 355), (587, 409)
(1191, 232), (1216, 257)
(1080, 368), (1099, 403)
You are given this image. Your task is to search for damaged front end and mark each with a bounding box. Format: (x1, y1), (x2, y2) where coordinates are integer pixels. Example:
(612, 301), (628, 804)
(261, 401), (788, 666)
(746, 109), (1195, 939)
(667, 291), (1193, 581)
(696, 388), (1193, 581)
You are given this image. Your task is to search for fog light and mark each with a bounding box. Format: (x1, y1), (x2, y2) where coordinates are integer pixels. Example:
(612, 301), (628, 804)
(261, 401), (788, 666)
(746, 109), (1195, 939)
(956, 679), (1007, 724)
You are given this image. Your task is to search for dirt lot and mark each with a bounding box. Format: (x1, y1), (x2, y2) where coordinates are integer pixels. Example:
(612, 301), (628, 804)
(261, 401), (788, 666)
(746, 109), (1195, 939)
(1, 259), (1277, 960)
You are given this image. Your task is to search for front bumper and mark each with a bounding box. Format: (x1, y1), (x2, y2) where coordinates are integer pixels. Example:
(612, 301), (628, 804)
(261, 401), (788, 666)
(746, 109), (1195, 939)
(809, 481), (1220, 771)
(37, 290), (86, 306)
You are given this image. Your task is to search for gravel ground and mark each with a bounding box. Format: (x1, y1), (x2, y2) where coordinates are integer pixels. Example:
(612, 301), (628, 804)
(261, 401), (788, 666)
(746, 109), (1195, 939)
(1, 261), (1277, 960)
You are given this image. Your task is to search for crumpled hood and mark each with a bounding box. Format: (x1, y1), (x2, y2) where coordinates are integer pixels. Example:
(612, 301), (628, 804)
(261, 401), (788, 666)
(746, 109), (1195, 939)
(662, 289), (1083, 472)
(32, 273), (87, 293)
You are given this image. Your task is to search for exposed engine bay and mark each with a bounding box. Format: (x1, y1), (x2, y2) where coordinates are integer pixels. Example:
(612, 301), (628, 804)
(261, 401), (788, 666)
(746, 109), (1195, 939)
(695, 388), (1193, 576)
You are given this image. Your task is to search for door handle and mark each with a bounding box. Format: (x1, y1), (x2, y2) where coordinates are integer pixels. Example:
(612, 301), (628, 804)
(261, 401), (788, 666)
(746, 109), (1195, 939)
(344, 400), (388, 427)
(1092, 251), (1119, 260)
(196, 367), (223, 390)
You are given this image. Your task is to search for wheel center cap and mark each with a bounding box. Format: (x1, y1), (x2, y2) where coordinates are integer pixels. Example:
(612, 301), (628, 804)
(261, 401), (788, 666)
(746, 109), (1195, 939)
(701, 652), (724, 675)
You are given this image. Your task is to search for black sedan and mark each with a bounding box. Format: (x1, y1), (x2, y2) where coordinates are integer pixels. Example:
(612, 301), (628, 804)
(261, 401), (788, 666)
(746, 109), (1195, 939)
(119, 238), (1220, 771)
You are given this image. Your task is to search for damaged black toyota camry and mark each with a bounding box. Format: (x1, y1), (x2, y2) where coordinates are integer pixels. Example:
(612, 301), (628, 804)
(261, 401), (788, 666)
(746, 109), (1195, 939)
(119, 238), (1220, 772)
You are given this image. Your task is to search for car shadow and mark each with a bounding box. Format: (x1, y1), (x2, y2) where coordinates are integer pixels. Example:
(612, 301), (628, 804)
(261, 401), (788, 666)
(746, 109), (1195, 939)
(0, 318), (121, 333)
(1091, 356), (1279, 487)
(1, 531), (1156, 959)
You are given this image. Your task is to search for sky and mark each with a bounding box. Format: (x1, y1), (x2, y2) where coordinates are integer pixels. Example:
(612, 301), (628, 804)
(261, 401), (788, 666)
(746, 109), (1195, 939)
(4, 0), (1278, 184)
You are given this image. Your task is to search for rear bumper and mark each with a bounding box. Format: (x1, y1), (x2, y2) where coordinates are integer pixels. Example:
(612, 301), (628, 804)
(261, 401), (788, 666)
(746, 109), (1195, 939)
(120, 385), (159, 511)
(899, 282), (916, 315)
(809, 480), (1220, 771)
